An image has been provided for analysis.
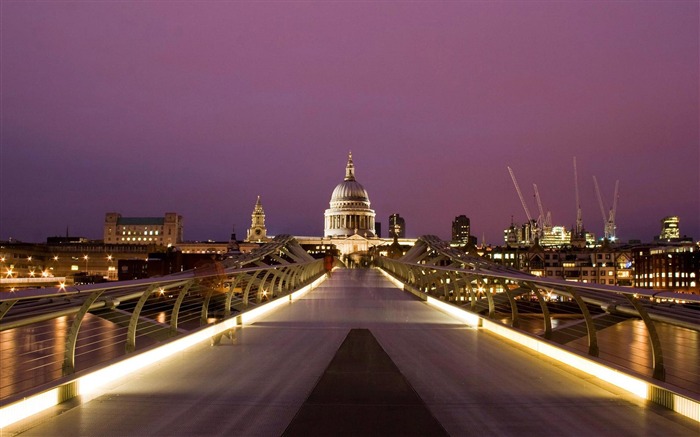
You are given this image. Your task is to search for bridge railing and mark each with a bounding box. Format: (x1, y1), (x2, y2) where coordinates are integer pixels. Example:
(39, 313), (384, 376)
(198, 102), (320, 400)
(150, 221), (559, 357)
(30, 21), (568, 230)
(0, 235), (329, 408)
(376, 236), (700, 396)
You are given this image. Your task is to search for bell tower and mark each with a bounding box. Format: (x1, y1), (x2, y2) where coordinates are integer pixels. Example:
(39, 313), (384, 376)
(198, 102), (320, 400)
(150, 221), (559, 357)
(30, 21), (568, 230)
(246, 195), (268, 242)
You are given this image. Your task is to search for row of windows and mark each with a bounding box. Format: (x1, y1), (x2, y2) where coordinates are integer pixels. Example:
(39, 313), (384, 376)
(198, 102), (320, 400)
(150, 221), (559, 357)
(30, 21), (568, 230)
(541, 254), (614, 260)
(117, 237), (164, 242)
(638, 281), (697, 287)
(491, 253), (516, 260)
(544, 270), (615, 277)
(109, 229), (173, 236)
(584, 270), (613, 276)
(539, 272), (616, 284)
(107, 227), (172, 236)
(120, 230), (160, 236)
(637, 272), (696, 278)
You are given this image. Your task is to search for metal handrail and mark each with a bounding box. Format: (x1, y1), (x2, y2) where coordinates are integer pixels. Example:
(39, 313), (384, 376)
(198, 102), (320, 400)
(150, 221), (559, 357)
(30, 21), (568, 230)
(376, 236), (700, 391)
(0, 236), (330, 404)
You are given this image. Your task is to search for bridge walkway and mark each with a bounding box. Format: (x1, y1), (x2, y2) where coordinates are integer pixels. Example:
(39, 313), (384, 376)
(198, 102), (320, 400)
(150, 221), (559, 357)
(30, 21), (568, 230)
(10, 269), (698, 436)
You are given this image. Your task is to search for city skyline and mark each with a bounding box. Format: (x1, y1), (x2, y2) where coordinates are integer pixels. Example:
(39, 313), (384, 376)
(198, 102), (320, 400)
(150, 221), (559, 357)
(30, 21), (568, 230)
(1, 2), (698, 244)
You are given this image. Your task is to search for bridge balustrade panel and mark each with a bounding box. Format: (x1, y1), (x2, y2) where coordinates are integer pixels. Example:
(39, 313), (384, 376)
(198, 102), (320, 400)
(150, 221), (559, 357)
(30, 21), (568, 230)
(376, 235), (700, 396)
(0, 236), (328, 404)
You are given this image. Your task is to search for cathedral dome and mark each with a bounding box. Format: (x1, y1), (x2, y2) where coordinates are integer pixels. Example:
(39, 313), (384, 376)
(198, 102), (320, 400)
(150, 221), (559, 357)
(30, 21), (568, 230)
(324, 152), (376, 238)
(330, 180), (370, 205)
(328, 152), (371, 208)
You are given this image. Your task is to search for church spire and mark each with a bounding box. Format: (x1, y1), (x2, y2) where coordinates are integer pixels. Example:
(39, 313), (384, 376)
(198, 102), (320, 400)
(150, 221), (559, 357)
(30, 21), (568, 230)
(246, 195), (268, 242)
(344, 151), (355, 181)
(251, 195), (265, 226)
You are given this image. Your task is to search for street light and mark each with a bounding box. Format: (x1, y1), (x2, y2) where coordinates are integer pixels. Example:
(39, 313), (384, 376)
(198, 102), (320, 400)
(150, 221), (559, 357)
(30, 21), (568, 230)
(83, 255), (89, 273)
(106, 254), (114, 280)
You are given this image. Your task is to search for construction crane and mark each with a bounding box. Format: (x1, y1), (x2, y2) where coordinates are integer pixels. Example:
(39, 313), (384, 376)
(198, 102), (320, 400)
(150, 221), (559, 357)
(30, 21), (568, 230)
(573, 157), (583, 238)
(508, 166), (539, 241)
(533, 184), (552, 230)
(609, 180), (619, 241)
(593, 176), (620, 241)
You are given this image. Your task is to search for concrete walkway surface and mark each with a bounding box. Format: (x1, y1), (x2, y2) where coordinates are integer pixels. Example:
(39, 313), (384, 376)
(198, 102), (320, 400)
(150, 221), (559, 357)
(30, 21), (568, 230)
(6, 269), (698, 436)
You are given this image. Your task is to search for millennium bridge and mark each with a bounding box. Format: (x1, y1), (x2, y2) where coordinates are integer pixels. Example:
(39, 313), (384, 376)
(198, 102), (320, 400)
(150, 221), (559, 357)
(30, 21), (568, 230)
(1, 236), (699, 435)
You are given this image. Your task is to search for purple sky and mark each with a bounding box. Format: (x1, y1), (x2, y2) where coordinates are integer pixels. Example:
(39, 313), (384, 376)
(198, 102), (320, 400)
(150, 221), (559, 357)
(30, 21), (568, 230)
(1, 2), (698, 244)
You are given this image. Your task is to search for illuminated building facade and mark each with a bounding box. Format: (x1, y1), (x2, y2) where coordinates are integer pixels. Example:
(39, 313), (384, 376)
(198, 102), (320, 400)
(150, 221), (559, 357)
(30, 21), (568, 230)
(104, 213), (183, 246)
(658, 216), (680, 241)
(483, 245), (634, 286)
(324, 153), (376, 238)
(389, 214), (406, 238)
(0, 240), (152, 289)
(451, 215), (471, 245)
(504, 221), (595, 248)
(634, 243), (699, 293)
(246, 196), (269, 243)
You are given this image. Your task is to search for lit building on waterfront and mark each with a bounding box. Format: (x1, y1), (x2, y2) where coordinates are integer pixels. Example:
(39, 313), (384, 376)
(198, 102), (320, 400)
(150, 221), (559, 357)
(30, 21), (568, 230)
(0, 239), (152, 289)
(634, 243), (699, 293)
(104, 212), (183, 246)
(482, 243), (634, 286)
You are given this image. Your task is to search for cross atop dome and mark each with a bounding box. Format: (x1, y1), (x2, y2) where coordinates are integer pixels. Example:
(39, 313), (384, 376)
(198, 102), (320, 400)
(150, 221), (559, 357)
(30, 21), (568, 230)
(345, 151), (355, 181)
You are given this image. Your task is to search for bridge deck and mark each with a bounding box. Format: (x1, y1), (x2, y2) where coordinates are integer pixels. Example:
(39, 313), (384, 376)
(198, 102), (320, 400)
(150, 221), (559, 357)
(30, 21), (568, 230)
(10, 269), (698, 436)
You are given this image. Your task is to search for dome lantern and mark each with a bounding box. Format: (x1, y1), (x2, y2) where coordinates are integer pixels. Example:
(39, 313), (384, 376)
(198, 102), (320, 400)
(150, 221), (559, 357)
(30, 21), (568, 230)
(345, 151), (355, 181)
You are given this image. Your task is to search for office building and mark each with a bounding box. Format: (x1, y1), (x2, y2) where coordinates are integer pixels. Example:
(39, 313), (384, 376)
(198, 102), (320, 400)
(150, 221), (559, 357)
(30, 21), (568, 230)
(389, 214), (406, 238)
(104, 212), (183, 246)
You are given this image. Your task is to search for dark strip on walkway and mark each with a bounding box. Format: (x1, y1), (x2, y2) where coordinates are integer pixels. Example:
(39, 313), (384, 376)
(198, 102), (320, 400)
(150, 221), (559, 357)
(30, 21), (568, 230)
(283, 328), (449, 436)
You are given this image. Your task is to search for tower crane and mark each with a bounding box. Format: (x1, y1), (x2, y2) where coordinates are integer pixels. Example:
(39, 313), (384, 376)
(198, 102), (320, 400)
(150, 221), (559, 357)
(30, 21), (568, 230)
(573, 157), (583, 238)
(609, 180), (619, 241)
(508, 166), (539, 241)
(593, 176), (620, 241)
(533, 184), (552, 230)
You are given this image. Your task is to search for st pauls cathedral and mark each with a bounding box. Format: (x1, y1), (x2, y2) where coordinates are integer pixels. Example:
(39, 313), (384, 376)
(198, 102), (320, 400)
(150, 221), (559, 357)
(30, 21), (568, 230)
(245, 152), (411, 258)
(324, 152), (376, 239)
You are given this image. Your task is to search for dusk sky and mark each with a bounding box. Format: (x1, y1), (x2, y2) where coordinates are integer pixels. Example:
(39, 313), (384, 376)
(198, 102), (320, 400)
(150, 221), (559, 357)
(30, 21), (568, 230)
(1, 2), (698, 245)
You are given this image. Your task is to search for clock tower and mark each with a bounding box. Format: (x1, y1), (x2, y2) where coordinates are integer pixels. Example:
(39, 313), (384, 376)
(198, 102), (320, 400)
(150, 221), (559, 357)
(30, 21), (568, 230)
(246, 195), (269, 242)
